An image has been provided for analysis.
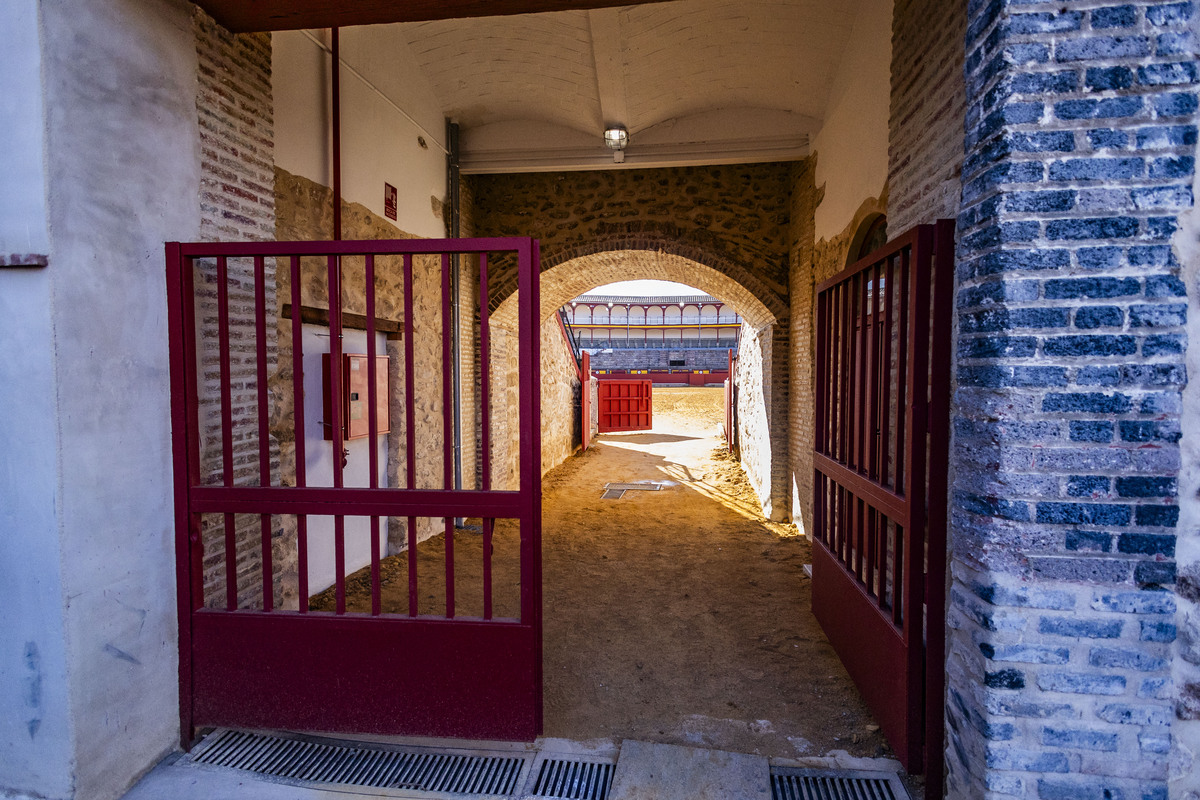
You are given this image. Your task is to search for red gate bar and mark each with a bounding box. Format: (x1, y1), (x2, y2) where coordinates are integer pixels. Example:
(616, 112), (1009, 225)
(403, 252), (419, 616)
(167, 237), (543, 746)
(289, 255), (310, 613)
(442, 252), (455, 618)
(581, 351), (591, 452)
(365, 253), (381, 616)
(811, 221), (953, 778)
(480, 253), (493, 620)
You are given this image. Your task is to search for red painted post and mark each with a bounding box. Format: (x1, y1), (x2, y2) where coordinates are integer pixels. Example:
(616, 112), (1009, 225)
(216, 256), (237, 611)
(290, 255), (310, 613)
(403, 253), (418, 616)
(365, 254), (381, 616)
(581, 351), (591, 452)
(442, 253), (455, 619)
(253, 256), (273, 611)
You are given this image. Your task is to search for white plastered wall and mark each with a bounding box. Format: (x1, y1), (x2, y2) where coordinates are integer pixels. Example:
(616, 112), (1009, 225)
(273, 28), (448, 239)
(0, 1), (202, 798)
(811, 0), (892, 243)
(736, 322), (775, 519)
(0, 5), (73, 796)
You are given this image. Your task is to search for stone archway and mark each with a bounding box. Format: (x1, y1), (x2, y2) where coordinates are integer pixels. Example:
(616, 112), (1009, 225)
(492, 247), (791, 521)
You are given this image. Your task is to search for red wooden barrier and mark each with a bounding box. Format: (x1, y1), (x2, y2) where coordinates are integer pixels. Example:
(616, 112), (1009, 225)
(597, 379), (653, 432)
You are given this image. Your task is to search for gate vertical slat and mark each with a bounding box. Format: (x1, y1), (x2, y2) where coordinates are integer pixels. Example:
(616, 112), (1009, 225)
(328, 254), (347, 615)
(480, 253), (494, 620)
(480, 254), (492, 487)
(894, 249), (910, 493)
(811, 222), (953, 774)
(216, 256), (238, 611)
(253, 255), (273, 611)
(581, 350), (591, 452)
(442, 253), (455, 619)
(880, 255), (895, 490)
(365, 254), (382, 616)
(290, 255), (310, 613)
(403, 253), (419, 616)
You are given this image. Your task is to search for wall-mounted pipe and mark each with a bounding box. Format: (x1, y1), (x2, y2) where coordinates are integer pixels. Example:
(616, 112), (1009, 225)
(331, 27), (342, 241)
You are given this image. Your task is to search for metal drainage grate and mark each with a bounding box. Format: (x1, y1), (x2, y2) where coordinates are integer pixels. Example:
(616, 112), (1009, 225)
(601, 482), (662, 500)
(528, 758), (615, 800)
(770, 767), (906, 800)
(189, 729), (527, 796)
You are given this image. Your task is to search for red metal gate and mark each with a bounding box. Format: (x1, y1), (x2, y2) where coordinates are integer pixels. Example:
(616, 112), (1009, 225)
(597, 379), (653, 432)
(167, 238), (542, 746)
(724, 348), (736, 452)
(811, 221), (952, 786)
(581, 351), (592, 451)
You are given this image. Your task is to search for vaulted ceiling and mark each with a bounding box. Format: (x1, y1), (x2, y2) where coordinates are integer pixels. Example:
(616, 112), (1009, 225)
(199, 0), (875, 173)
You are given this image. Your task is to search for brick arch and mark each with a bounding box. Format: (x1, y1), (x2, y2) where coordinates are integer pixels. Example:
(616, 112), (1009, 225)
(490, 241), (784, 331)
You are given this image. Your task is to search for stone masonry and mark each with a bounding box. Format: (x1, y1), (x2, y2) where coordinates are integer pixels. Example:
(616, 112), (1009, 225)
(470, 166), (793, 519)
(468, 165), (794, 317)
(949, 3), (1195, 797)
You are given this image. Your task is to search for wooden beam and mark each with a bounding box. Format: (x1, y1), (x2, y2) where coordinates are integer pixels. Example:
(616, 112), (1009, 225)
(282, 304), (403, 339)
(194, 0), (664, 33)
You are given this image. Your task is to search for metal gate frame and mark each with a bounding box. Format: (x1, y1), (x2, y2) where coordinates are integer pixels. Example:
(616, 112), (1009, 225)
(581, 351), (592, 451)
(596, 379), (653, 433)
(724, 348), (736, 452)
(811, 220), (952, 789)
(167, 237), (542, 746)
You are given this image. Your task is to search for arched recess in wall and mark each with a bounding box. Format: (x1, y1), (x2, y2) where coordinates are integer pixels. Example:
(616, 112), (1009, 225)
(847, 213), (888, 265)
(490, 249), (780, 331)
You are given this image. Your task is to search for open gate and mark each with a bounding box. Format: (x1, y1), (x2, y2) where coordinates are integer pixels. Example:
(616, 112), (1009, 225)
(811, 221), (952, 788)
(597, 378), (653, 432)
(167, 238), (542, 745)
(581, 351), (592, 451)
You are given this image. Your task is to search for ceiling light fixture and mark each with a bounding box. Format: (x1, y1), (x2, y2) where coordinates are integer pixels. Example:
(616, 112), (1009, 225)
(604, 126), (628, 163)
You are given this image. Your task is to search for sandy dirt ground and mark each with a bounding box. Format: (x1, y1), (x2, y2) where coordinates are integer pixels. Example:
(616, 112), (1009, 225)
(313, 387), (889, 762)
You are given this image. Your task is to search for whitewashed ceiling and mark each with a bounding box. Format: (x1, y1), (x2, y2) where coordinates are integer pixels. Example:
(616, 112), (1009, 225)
(396, 0), (867, 172)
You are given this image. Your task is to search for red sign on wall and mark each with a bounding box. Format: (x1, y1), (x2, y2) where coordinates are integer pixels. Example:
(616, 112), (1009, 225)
(384, 183), (397, 220)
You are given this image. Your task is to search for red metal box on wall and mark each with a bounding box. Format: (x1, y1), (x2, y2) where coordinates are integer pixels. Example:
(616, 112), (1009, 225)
(322, 353), (390, 440)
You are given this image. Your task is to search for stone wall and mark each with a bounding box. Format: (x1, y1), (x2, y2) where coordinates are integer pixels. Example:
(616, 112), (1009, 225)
(736, 323), (774, 513)
(887, 0), (967, 234)
(542, 318), (582, 474)
(470, 165), (793, 518)
(950, 4), (1195, 798)
(272, 168), (480, 600)
(467, 165), (793, 319)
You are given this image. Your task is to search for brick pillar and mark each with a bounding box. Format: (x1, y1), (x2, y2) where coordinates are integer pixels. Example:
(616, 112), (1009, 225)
(950, 2), (1194, 797)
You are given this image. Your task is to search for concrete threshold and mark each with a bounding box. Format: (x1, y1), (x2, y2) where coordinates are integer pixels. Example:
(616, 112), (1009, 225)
(608, 740), (769, 800)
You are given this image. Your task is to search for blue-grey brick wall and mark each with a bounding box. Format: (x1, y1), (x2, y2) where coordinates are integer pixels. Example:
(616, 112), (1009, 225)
(951, 1), (1195, 798)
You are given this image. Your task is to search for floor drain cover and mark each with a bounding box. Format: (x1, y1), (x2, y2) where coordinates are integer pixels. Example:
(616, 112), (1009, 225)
(529, 757), (615, 799)
(188, 729), (528, 796)
(770, 767), (907, 800)
(602, 482), (662, 499)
